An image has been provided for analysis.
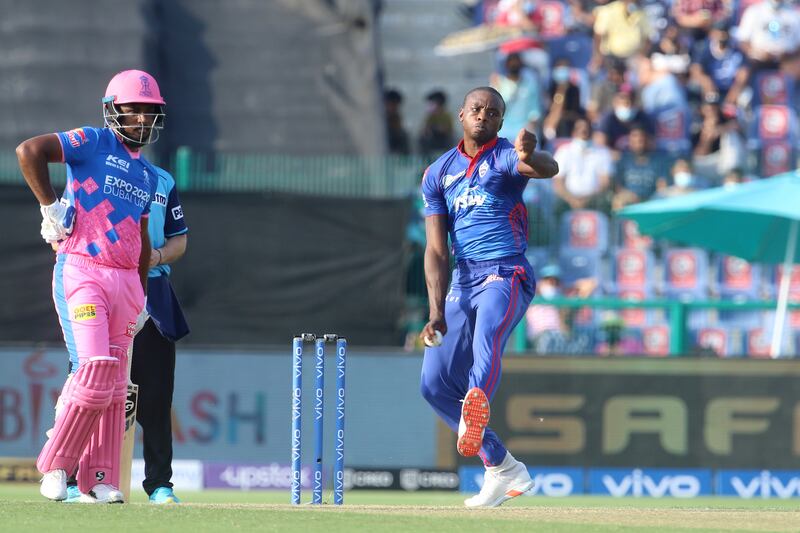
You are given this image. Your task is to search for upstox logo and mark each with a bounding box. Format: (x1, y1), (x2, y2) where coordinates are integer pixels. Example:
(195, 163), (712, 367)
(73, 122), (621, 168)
(72, 304), (96, 321)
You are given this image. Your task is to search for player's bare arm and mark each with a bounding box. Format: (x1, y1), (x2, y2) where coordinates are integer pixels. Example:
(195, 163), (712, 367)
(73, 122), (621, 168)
(139, 218), (151, 292)
(149, 233), (187, 268)
(420, 214), (449, 340)
(16, 133), (63, 205)
(515, 129), (558, 179)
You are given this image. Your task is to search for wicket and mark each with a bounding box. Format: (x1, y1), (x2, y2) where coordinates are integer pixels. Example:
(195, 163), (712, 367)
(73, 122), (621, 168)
(291, 333), (346, 505)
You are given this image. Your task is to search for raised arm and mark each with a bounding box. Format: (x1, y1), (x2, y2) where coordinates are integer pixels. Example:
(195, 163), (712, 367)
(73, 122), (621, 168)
(514, 128), (559, 179)
(420, 214), (450, 342)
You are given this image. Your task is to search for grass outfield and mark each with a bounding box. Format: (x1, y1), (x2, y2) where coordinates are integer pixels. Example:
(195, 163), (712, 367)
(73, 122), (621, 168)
(1, 484), (799, 532)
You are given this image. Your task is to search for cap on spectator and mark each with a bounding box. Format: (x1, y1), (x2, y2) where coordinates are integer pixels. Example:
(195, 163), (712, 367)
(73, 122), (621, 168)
(540, 264), (561, 279)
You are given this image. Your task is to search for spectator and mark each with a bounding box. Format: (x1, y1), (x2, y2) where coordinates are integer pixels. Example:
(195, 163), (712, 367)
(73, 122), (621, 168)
(597, 88), (653, 152)
(419, 90), (455, 160)
(591, 0), (653, 70)
(612, 125), (672, 210)
(384, 89), (410, 155)
(491, 53), (543, 140)
(588, 58), (627, 123)
(691, 98), (746, 183)
(656, 158), (698, 197)
(553, 118), (614, 214)
(737, 0), (800, 69)
(722, 167), (745, 188)
(690, 21), (747, 108)
(526, 264), (597, 354)
(651, 25), (691, 77)
(672, 0), (725, 36)
(638, 53), (689, 113)
(543, 58), (584, 142)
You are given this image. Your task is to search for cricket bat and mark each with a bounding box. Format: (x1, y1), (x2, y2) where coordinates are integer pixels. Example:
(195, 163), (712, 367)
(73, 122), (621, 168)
(120, 343), (138, 503)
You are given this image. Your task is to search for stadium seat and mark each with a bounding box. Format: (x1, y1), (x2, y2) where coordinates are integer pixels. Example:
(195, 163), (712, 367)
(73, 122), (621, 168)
(536, 0), (568, 40)
(753, 71), (793, 107)
(663, 248), (710, 301)
(652, 106), (691, 155)
(545, 34), (593, 70)
(745, 327), (772, 358)
(759, 141), (795, 177)
(615, 218), (653, 250)
(560, 210), (609, 252)
(717, 255), (761, 300)
(642, 324), (670, 356)
(610, 247), (656, 294)
(693, 326), (740, 357)
(558, 247), (603, 286)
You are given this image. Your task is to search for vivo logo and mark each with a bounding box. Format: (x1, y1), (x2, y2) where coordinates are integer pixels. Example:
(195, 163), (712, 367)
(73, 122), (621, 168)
(336, 429), (345, 462)
(730, 471), (800, 498)
(602, 469), (701, 498)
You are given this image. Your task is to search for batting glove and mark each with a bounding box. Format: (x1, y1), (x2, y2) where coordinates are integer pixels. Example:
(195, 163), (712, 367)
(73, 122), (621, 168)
(39, 199), (75, 243)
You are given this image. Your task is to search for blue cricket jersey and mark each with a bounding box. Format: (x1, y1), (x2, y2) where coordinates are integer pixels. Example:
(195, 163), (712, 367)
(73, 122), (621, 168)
(421, 137), (529, 262)
(56, 126), (158, 269)
(148, 167), (188, 278)
(145, 166), (190, 342)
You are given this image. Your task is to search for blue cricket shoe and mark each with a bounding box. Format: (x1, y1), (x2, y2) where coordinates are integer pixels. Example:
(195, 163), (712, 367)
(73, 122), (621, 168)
(64, 485), (82, 503)
(149, 486), (181, 504)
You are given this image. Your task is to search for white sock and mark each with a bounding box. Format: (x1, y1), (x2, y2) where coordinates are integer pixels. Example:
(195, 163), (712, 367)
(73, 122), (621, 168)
(486, 451), (516, 473)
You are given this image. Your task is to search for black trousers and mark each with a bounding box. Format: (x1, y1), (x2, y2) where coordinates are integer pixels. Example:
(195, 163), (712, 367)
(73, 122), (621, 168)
(131, 318), (176, 495)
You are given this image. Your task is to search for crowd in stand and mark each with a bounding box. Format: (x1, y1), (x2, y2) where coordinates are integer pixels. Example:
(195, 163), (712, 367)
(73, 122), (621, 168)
(399, 0), (800, 356)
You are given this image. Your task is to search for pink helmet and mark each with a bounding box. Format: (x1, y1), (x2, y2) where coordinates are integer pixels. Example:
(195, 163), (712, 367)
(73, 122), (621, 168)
(103, 69), (165, 105)
(102, 70), (166, 147)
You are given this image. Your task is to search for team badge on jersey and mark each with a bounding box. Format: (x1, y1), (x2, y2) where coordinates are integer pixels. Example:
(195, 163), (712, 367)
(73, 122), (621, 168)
(478, 160), (489, 178)
(66, 129), (88, 148)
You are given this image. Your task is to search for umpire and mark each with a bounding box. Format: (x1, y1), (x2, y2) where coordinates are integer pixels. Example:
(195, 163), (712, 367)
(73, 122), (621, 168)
(131, 164), (190, 504)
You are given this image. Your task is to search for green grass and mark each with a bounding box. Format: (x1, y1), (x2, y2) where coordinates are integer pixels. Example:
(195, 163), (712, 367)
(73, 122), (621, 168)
(1, 484), (799, 532)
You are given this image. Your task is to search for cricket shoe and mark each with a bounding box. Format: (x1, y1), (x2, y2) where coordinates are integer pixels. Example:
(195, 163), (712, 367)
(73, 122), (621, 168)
(79, 484), (124, 504)
(464, 452), (534, 508)
(150, 486), (181, 504)
(63, 485), (83, 503)
(40, 469), (67, 501)
(457, 387), (490, 457)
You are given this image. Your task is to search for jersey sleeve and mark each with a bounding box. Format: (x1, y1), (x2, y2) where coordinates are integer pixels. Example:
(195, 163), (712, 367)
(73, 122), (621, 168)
(56, 127), (101, 164)
(500, 146), (528, 187)
(164, 184), (188, 237)
(421, 165), (447, 216)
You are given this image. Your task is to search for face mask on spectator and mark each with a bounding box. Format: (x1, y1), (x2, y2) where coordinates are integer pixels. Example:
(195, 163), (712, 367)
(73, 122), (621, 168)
(674, 171), (693, 188)
(552, 67), (570, 84)
(539, 283), (558, 299)
(614, 106), (634, 122)
(572, 138), (590, 150)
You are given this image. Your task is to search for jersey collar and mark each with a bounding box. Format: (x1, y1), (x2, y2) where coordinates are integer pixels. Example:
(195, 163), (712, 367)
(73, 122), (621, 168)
(457, 136), (498, 179)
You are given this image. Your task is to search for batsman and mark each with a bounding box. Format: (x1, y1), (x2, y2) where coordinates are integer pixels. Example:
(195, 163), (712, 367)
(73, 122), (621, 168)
(419, 87), (558, 507)
(18, 70), (163, 503)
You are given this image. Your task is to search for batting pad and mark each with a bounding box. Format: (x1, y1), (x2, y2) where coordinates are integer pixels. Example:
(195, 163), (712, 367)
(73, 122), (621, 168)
(77, 346), (128, 493)
(37, 357), (118, 476)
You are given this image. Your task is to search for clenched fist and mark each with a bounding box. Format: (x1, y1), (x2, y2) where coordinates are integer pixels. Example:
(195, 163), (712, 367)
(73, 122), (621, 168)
(514, 128), (538, 163)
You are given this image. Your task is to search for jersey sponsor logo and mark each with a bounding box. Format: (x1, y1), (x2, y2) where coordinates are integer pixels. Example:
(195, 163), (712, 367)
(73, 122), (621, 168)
(73, 304), (97, 321)
(453, 189), (486, 212)
(103, 175), (151, 208)
(482, 274), (504, 287)
(105, 154), (130, 173)
(172, 205), (184, 220)
(154, 192), (167, 207)
(126, 322), (136, 338)
(443, 170), (465, 188)
(66, 129), (88, 148)
(478, 160), (489, 178)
